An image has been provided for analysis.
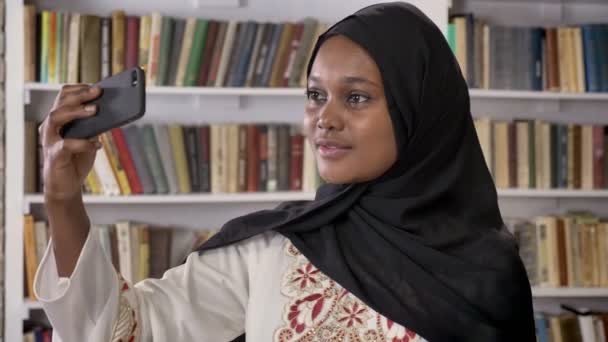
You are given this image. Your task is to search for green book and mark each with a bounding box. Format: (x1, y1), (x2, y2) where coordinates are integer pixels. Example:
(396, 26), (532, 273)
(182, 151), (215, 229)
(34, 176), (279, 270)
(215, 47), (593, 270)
(40, 11), (49, 82)
(528, 120), (535, 188)
(604, 128), (608, 188)
(156, 16), (174, 86)
(141, 125), (169, 194)
(56, 12), (63, 84)
(183, 19), (208, 86)
(447, 23), (456, 53)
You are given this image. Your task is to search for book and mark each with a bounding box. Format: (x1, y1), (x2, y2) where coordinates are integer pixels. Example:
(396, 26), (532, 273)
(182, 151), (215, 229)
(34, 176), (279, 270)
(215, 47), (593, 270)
(112, 10), (126, 75)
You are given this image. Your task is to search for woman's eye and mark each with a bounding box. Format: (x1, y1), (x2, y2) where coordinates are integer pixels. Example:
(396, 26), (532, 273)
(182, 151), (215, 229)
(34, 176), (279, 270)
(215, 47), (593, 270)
(347, 93), (369, 104)
(306, 90), (326, 102)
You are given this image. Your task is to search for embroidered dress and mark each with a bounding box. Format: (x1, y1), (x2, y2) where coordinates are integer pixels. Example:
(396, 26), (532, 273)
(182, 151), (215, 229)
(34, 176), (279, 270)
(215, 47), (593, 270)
(34, 229), (426, 341)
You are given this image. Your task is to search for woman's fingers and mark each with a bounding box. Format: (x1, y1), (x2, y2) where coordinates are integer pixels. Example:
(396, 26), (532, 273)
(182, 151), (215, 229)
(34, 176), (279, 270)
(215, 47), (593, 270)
(42, 104), (97, 143)
(49, 138), (101, 157)
(59, 85), (102, 107)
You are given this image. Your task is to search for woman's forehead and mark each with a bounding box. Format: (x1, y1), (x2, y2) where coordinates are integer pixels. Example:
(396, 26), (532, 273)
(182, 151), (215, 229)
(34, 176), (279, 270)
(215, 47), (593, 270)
(309, 36), (382, 85)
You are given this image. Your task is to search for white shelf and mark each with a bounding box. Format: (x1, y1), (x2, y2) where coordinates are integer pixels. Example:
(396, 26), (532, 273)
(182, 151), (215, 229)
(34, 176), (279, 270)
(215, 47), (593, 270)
(24, 192), (316, 205)
(24, 82), (306, 96)
(22, 190), (608, 206)
(24, 82), (608, 100)
(468, 89), (608, 100)
(532, 287), (608, 297)
(497, 189), (608, 198)
(23, 299), (43, 310)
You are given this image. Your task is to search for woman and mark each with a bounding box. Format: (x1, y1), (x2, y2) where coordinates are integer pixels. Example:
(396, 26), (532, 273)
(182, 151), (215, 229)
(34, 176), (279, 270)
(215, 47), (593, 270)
(35, 2), (535, 341)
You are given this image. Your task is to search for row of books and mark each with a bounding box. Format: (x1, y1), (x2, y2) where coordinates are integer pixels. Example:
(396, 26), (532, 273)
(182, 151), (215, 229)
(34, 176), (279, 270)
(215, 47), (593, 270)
(23, 215), (215, 299)
(536, 311), (608, 342)
(511, 212), (608, 288)
(23, 6), (328, 88)
(474, 118), (608, 190)
(448, 14), (608, 92)
(24, 122), (322, 196)
(23, 323), (52, 342)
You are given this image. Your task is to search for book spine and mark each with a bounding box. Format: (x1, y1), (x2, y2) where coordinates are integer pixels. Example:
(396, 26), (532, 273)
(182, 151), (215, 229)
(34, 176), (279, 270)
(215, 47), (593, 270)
(156, 17), (174, 86)
(111, 10), (126, 75)
(246, 125), (260, 192)
(101, 132), (132, 195)
(199, 126), (211, 192)
(66, 13), (80, 83)
(141, 125), (169, 194)
(266, 125), (278, 191)
(125, 16), (140, 69)
(184, 126), (201, 192)
(289, 126), (304, 191)
(175, 17), (196, 86)
(138, 16), (151, 68)
(197, 21), (219, 86)
(258, 125), (268, 191)
(277, 125), (291, 191)
(123, 126), (156, 194)
(146, 13), (162, 85)
(111, 128), (143, 194)
(168, 125), (192, 193)
(100, 17), (111, 79)
(184, 19), (208, 86)
(237, 125), (248, 192)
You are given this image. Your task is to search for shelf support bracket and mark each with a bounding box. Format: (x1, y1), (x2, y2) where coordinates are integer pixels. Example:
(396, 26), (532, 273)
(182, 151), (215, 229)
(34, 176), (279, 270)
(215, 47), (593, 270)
(23, 87), (31, 105)
(22, 199), (30, 215)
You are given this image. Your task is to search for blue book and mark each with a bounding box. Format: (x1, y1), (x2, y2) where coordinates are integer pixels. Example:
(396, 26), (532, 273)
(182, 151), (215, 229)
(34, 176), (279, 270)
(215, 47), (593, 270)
(600, 25), (608, 92)
(260, 23), (284, 87)
(557, 124), (568, 188)
(123, 126), (156, 194)
(535, 314), (549, 342)
(582, 25), (601, 92)
(234, 22), (259, 87)
(530, 28), (543, 91)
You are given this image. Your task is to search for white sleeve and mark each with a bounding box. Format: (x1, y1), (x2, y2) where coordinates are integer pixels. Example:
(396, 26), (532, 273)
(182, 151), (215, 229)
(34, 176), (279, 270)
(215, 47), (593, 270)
(34, 228), (251, 342)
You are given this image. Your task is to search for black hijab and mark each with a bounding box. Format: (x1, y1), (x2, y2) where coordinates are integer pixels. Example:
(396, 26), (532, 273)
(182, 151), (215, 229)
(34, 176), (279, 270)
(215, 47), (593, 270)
(197, 2), (535, 341)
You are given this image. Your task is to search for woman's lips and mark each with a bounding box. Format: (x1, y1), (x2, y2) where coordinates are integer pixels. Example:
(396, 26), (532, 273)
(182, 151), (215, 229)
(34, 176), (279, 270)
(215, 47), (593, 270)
(315, 138), (352, 160)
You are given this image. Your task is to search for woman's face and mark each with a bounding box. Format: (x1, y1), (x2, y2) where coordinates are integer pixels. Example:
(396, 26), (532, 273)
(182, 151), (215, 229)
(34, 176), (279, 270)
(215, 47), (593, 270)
(304, 35), (398, 184)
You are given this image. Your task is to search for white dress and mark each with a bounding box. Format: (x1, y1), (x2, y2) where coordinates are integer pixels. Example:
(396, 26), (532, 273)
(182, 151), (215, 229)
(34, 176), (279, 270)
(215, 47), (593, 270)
(34, 228), (428, 342)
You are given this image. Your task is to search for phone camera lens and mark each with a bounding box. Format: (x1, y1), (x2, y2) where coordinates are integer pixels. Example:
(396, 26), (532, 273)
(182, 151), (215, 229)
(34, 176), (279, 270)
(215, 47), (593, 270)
(131, 71), (138, 87)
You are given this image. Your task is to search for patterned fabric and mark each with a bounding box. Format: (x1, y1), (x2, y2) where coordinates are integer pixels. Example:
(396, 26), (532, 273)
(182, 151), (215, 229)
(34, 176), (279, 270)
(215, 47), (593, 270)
(110, 274), (139, 342)
(274, 242), (426, 342)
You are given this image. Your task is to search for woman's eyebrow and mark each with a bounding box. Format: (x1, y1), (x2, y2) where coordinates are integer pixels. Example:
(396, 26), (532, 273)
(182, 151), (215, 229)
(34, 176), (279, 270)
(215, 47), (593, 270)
(308, 75), (381, 88)
(342, 76), (381, 88)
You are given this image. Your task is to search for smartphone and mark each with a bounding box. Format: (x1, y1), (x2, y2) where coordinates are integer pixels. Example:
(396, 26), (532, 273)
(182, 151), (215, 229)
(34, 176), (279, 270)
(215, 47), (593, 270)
(60, 66), (146, 139)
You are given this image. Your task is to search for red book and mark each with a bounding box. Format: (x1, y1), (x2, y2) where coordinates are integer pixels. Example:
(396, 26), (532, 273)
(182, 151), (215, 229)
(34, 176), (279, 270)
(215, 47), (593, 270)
(206, 22), (228, 86)
(246, 125), (260, 192)
(42, 330), (52, 342)
(197, 21), (219, 86)
(199, 126), (211, 192)
(289, 130), (304, 190)
(111, 128), (143, 194)
(508, 122), (517, 188)
(126, 16), (140, 69)
(593, 125), (605, 189)
(282, 23), (304, 87)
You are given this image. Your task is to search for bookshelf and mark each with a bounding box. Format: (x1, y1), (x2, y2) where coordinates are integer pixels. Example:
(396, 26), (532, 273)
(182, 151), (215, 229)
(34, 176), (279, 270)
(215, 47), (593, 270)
(5, 0), (608, 341)
(5, 1), (449, 341)
(25, 81), (608, 99)
(532, 287), (608, 298)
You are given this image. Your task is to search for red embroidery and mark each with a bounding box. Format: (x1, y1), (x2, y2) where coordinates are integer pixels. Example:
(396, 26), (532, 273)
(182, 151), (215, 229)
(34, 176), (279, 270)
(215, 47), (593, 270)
(274, 241), (427, 341)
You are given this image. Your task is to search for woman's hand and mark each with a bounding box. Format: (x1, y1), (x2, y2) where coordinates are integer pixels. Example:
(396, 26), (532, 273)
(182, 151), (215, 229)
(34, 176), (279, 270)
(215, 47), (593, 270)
(39, 84), (102, 201)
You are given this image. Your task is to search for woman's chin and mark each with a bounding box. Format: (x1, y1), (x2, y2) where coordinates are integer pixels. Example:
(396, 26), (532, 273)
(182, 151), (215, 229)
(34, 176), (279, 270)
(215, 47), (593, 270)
(318, 165), (356, 185)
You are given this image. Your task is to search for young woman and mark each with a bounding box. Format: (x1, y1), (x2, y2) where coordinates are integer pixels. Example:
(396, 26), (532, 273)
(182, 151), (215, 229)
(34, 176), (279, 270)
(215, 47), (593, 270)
(35, 2), (535, 341)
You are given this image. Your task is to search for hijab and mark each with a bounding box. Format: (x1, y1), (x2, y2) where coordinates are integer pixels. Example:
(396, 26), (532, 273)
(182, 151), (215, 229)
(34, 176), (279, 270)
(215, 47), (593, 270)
(196, 2), (536, 341)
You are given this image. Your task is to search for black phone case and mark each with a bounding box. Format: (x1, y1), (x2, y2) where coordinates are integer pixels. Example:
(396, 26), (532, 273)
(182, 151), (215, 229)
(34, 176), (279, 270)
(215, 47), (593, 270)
(61, 67), (146, 139)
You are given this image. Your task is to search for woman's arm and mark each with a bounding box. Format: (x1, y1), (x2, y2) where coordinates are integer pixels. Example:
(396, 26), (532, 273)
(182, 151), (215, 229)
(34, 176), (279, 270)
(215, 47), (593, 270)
(34, 227), (253, 342)
(39, 84), (103, 277)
